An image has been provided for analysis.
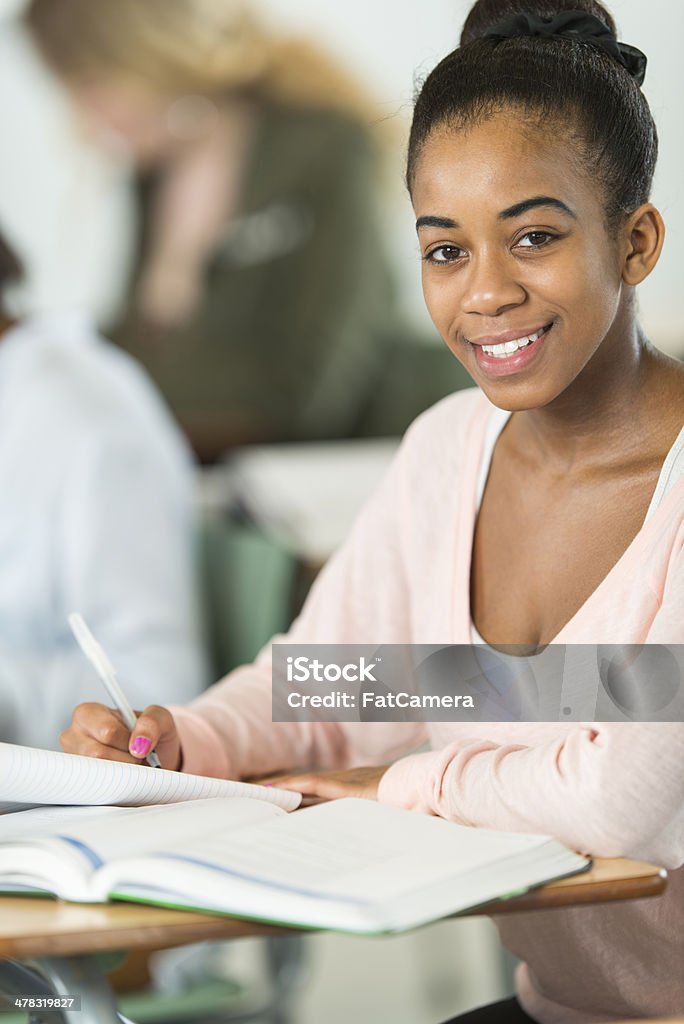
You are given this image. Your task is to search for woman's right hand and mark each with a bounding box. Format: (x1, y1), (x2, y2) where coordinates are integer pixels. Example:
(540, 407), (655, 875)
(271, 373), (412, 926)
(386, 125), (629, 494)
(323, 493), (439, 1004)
(60, 703), (182, 771)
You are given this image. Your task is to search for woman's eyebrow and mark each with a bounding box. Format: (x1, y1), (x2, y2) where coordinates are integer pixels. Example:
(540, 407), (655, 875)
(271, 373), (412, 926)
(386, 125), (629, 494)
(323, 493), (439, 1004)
(416, 197), (576, 232)
(416, 215), (457, 230)
(498, 196), (577, 220)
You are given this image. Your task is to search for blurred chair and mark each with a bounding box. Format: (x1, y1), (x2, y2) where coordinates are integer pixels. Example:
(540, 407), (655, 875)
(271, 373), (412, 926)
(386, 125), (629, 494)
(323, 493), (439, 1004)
(202, 517), (297, 677)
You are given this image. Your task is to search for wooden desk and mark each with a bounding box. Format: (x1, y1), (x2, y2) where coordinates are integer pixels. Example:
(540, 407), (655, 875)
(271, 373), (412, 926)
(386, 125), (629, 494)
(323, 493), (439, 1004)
(0, 899), (288, 961)
(0, 857), (667, 1023)
(0, 855), (666, 959)
(474, 854), (667, 916)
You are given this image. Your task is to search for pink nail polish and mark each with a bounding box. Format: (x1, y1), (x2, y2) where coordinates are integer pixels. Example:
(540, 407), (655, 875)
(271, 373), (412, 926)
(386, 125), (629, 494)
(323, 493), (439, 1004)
(131, 736), (151, 757)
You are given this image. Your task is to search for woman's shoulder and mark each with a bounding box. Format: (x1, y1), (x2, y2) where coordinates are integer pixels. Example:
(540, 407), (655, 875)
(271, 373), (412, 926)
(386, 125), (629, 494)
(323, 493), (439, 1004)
(4, 315), (190, 462)
(387, 387), (494, 491)
(403, 386), (493, 448)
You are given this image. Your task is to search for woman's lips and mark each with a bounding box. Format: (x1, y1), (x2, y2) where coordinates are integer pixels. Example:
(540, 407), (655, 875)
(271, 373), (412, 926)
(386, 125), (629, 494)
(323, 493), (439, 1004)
(470, 323), (554, 378)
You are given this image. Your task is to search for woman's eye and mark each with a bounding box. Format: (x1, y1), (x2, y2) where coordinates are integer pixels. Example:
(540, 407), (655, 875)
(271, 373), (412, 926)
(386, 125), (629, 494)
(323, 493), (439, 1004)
(516, 231), (556, 248)
(424, 245), (464, 264)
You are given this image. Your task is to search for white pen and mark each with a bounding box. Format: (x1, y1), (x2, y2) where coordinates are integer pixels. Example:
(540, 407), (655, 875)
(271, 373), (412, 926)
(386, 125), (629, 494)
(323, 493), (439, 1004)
(68, 612), (162, 768)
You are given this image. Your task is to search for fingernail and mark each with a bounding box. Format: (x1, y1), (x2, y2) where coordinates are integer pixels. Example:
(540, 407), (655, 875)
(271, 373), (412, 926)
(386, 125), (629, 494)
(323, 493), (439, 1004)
(131, 736), (151, 757)
(263, 783), (273, 788)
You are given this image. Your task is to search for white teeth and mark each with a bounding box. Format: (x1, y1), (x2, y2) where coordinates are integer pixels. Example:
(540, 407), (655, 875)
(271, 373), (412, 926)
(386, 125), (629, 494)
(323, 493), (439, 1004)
(481, 325), (547, 357)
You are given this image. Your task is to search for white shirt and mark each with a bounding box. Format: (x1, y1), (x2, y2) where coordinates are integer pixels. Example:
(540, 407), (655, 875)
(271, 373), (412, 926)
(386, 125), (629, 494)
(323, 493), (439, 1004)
(0, 314), (207, 748)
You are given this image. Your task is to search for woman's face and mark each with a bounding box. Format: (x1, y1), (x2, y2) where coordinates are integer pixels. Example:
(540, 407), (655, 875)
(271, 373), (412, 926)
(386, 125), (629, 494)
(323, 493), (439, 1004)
(412, 112), (630, 411)
(67, 75), (173, 163)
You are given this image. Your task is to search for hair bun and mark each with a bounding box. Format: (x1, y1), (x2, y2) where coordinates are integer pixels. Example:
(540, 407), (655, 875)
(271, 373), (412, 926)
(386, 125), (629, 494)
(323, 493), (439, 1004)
(481, 10), (647, 85)
(408, 0), (657, 231)
(461, 0), (617, 45)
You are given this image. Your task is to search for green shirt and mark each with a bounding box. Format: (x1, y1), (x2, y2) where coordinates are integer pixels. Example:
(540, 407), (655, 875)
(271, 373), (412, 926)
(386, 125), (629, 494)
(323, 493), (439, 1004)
(112, 102), (400, 459)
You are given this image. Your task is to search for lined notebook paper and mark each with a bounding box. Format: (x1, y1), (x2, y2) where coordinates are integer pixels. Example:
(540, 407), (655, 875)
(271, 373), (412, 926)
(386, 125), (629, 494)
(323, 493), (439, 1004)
(0, 743), (300, 811)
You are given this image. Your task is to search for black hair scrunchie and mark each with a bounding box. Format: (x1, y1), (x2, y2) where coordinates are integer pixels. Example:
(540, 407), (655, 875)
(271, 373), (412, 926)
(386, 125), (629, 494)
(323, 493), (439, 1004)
(484, 10), (647, 86)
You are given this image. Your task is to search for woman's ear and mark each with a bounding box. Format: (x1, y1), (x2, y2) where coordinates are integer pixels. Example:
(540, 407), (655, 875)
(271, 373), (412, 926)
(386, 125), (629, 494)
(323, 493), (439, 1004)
(621, 203), (665, 285)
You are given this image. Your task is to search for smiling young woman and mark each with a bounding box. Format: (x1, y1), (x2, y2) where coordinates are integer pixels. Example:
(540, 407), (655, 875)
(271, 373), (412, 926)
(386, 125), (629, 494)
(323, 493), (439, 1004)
(408, 0), (683, 655)
(412, 110), (677, 650)
(61, 2), (684, 1021)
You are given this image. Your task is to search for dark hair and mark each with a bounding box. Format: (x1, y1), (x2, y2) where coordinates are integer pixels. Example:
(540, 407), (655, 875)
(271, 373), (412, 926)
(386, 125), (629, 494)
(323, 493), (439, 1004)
(0, 229), (22, 313)
(407, 0), (658, 230)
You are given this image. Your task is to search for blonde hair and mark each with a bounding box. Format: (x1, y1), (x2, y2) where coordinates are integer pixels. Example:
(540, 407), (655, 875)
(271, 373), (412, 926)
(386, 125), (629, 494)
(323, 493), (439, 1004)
(25, 0), (379, 129)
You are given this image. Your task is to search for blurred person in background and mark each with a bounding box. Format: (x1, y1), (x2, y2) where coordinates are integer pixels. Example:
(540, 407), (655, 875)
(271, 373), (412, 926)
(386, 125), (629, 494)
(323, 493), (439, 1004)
(24, 0), (433, 463)
(0, 225), (206, 750)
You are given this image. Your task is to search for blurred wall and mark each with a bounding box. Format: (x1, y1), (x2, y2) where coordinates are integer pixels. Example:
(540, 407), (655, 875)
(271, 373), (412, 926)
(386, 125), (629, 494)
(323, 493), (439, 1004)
(0, 0), (682, 353)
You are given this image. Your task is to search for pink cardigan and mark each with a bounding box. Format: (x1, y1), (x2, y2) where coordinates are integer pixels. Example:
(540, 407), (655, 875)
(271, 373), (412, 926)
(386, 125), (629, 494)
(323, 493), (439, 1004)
(174, 389), (684, 1023)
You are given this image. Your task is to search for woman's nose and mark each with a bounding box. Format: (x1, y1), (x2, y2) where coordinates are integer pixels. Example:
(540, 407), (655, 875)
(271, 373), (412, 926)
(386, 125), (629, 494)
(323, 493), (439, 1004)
(461, 251), (526, 317)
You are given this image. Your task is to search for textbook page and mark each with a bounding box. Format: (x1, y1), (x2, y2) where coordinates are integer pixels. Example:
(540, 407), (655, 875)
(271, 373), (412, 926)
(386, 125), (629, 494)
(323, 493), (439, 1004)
(100, 799), (590, 933)
(0, 804), (127, 839)
(0, 798), (285, 902)
(0, 743), (300, 811)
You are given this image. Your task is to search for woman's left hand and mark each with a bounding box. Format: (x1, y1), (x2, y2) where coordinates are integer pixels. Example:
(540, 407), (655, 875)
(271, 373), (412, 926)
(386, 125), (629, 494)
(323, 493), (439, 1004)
(264, 765), (388, 801)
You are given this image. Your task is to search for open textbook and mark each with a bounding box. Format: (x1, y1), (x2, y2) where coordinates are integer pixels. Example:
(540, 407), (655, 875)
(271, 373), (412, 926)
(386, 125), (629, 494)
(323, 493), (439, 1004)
(0, 789), (590, 935)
